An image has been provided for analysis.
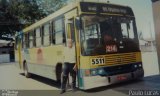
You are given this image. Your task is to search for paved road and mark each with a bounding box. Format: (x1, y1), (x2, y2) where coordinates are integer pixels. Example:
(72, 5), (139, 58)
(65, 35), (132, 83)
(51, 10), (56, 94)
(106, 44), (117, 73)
(142, 52), (159, 76)
(0, 63), (160, 96)
(0, 63), (58, 90)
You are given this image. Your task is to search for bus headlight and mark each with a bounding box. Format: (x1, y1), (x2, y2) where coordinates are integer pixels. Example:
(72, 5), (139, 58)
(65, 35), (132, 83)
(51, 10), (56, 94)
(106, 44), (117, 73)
(91, 69), (98, 76)
(98, 69), (104, 74)
(139, 64), (142, 67)
(134, 65), (138, 68)
(92, 70), (97, 75)
(134, 64), (142, 69)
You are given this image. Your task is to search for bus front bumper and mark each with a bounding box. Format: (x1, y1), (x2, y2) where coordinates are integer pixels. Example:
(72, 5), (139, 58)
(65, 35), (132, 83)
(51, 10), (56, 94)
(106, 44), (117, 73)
(81, 68), (144, 90)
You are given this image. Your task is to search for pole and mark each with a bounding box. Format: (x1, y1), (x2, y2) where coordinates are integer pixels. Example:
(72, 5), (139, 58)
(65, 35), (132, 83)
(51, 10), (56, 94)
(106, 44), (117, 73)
(18, 37), (22, 69)
(149, 22), (154, 51)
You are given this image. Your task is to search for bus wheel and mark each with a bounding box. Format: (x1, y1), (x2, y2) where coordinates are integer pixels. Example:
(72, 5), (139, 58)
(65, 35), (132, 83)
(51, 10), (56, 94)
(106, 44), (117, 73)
(56, 63), (62, 84)
(23, 61), (31, 78)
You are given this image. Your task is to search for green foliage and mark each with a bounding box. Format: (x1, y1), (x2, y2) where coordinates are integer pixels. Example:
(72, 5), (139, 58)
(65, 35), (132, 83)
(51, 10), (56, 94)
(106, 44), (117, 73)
(37, 0), (67, 15)
(0, 0), (67, 40)
(7, 0), (46, 24)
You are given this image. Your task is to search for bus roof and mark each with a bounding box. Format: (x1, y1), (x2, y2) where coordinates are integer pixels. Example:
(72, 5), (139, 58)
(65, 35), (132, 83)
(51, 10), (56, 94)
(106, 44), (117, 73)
(22, 1), (134, 33)
(23, 2), (78, 33)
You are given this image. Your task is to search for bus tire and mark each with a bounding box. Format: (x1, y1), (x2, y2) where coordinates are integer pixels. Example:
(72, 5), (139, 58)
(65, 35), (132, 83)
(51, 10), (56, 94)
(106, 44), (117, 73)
(55, 63), (62, 84)
(23, 60), (31, 78)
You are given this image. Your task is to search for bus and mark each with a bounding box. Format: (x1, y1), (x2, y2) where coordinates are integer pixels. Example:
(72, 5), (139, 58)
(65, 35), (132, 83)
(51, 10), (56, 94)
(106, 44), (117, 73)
(15, 1), (144, 90)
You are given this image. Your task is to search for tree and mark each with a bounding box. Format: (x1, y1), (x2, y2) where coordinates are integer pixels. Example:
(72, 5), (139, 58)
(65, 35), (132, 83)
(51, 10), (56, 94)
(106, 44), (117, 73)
(0, 0), (67, 40)
(37, 0), (67, 15)
(7, 0), (46, 24)
(0, 0), (45, 40)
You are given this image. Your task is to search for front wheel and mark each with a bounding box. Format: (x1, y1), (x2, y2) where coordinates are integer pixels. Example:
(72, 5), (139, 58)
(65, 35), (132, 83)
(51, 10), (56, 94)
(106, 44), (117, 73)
(23, 61), (31, 78)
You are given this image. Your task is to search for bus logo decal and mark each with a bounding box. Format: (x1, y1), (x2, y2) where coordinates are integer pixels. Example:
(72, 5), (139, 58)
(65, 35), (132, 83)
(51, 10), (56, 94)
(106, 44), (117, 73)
(37, 48), (44, 64)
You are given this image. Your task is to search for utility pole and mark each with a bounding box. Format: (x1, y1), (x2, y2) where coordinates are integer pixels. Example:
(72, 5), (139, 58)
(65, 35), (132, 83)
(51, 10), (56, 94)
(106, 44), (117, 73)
(149, 22), (154, 51)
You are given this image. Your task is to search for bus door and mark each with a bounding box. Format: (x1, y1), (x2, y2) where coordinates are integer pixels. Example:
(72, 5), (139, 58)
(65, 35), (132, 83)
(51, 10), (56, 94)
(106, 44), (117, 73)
(66, 18), (75, 42)
(17, 34), (22, 69)
(66, 17), (82, 87)
(65, 9), (81, 87)
(66, 18), (80, 68)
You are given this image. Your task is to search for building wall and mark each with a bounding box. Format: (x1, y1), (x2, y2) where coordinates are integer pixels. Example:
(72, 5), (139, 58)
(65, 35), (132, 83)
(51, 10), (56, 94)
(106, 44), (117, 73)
(152, 0), (160, 74)
(0, 54), (10, 63)
(0, 48), (12, 54)
(0, 47), (14, 62)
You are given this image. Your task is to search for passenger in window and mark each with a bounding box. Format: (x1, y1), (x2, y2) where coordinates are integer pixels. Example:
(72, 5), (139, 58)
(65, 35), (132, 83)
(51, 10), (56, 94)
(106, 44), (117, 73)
(60, 39), (77, 94)
(93, 33), (116, 55)
(103, 33), (114, 45)
(100, 21), (115, 44)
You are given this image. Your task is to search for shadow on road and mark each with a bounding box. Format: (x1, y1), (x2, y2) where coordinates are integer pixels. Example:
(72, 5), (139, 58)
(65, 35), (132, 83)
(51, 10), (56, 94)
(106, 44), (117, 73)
(19, 72), (152, 95)
(82, 79), (144, 93)
(0, 63), (15, 66)
(20, 73), (61, 89)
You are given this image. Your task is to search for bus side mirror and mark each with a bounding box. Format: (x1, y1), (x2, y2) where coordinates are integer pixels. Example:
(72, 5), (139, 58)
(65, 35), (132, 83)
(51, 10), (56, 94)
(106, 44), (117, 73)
(75, 17), (82, 30)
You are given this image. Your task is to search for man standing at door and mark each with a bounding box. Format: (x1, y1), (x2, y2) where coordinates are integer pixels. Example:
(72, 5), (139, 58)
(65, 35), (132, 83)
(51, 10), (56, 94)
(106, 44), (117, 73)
(60, 39), (77, 94)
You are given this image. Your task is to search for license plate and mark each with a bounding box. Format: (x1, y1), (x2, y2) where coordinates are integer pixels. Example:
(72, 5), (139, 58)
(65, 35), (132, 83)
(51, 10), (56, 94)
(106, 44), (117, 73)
(117, 75), (127, 80)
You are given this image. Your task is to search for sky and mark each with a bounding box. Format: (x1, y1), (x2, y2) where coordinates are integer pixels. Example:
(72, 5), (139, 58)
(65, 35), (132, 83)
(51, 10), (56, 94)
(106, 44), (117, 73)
(70, 0), (155, 39)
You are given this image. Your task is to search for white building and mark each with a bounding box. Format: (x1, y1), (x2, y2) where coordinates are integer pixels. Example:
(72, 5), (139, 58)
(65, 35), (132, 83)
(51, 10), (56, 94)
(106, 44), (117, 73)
(152, 0), (160, 74)
(0, 40), (14, 63)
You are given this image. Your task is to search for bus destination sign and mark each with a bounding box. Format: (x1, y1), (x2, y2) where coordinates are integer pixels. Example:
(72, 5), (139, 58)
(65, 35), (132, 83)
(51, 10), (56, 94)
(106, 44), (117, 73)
(80, 2), (133, 16)
(102, 7), (127, 14)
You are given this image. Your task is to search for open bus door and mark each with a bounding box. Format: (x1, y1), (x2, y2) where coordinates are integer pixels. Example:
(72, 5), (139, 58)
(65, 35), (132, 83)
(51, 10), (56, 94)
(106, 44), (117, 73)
(17, 33), (22, 69)
(65, 17), (81, 88)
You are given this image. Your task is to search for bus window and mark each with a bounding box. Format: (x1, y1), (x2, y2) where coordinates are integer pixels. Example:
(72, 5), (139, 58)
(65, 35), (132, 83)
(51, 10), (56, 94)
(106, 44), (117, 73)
(81, 15), (138, 55)
(121, 23), (128, 38)
(84, 24), (99, 39)
(54, 18), (64, 44)
(33, 30), (36, 47)
(52, 21), (55, 44)
(23, 34), (26, 48)
(128, 21), (135, 39)
(43, 23), (50, 46)
(24, 33), (29, 48)
(81, 23), (100, 55)
(121, 20), (135, 39)
(36, 27), (41, 47)
(68, 19), (75, 42)
(29, 31), (34, 48)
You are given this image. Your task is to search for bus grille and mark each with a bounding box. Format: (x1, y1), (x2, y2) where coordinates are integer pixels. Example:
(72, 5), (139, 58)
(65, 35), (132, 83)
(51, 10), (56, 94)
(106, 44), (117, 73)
(105, 53), (137, 66)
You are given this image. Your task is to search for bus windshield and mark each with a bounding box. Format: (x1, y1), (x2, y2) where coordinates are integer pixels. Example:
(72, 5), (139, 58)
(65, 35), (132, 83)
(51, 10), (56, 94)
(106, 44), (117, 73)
(80, 15), (139, 56)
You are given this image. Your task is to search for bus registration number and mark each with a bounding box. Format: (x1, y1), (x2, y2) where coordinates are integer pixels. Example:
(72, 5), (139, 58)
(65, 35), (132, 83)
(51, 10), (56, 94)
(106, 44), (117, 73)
(91, 58), (105, 65)
(106, 45), (117, 53)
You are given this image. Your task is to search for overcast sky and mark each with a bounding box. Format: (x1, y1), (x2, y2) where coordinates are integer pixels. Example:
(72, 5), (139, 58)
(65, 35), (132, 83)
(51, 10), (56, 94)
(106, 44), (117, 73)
(71, 0), (155, 39)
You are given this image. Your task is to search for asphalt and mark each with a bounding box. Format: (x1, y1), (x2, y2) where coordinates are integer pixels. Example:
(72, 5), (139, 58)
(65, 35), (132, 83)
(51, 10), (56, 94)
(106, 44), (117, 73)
(0, 63), (160, 96)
